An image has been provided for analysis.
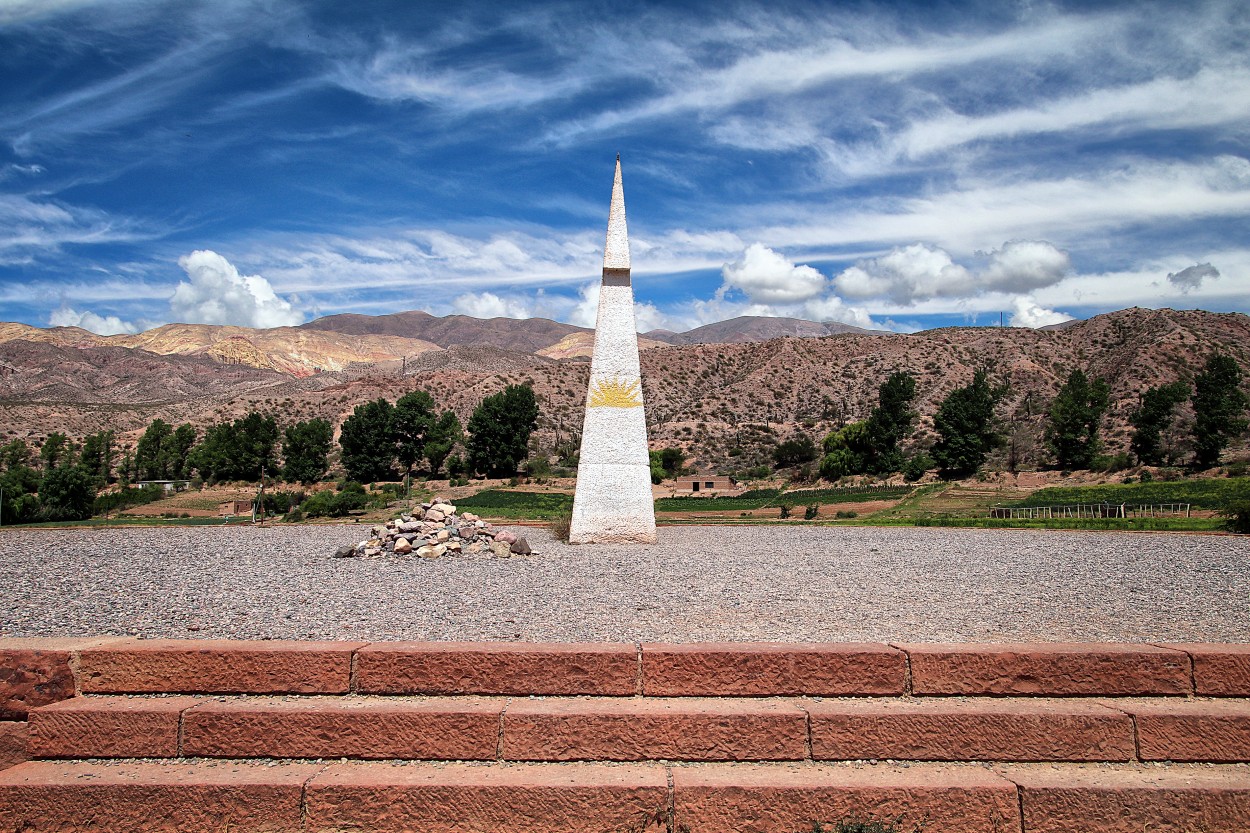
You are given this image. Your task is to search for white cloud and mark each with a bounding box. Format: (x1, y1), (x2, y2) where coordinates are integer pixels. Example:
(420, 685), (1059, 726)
(981, 240), (1071, 293)
(896, 66), (1250, 162)
(756, 157), (1250, 255)
(48, 305), (138, 335)
(1009, 296), (1074, 328)
(451, 291), (532, 320)
(720, 243), (827, 304)
(169, 250), (304, 329)
(834, 244), (973, 304)
(1167, 263), (1220, 293)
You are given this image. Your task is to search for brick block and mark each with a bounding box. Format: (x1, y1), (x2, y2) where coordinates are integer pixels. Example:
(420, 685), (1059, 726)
(672, 762), (1022, 833)
(1002, 762), (1250, 832)
(182, 696), (503, 759)
(0, 722), (28, 771)
(78, 639), (366, 693)
(0, 637), (124, 719)
(1123, 699), (1250, 762)
(809, 697), (1135, 762)
(355, 642), (638, 695)
(503, 697), (808, 761)
(305, 761), (669, 833)
(29, 695), (199, 759)
(643, 643), (905, 696)
(903, 643), (1191, 696)
(0, 759), (318, 832)
(1164, 643), (1250, 696)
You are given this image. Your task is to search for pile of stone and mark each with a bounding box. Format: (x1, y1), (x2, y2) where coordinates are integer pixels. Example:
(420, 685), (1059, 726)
(333, 498), (533, 560)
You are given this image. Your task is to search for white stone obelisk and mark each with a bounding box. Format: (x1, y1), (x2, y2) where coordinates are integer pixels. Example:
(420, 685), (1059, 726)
(568, 156), (657, 544)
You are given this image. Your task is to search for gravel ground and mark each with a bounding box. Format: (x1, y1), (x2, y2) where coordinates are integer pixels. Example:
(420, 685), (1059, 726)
(2, 524), (1248, 643)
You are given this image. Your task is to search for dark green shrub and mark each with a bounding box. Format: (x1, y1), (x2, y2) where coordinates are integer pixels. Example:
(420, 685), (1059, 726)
(1224, 501), (1250, 534)
(778, 503), (792, 519)
(835, 510), (858, 519)
(803, 504), (819, 520)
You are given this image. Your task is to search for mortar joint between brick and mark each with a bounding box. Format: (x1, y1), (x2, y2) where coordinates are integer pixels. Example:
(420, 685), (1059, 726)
(803, 704), (813, 760)
(665, 765), (675, 833)
(1016, 781), (1027, 833)
(348, 646), (363, 694)
(1129, 711), (1142, 762)
(301, 762), (331, 829)
(635, 642), (644, 696)
(888, 643), (913, 696)
(496, 697), (510, 760)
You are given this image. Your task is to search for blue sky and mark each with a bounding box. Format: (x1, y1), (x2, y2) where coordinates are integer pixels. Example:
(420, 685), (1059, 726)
(0, 0), (1247, 336)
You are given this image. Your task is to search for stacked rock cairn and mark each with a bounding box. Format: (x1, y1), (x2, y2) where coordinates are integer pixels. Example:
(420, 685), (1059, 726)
(334, 498), (532, 559)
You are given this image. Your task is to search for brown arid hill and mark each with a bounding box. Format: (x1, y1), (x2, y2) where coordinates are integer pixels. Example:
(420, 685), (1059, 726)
(0, 322), (441, 378)
(0, 308), (1246, 474)
(645, 315), (883, 345)
(537, 331), (670, 359)
(300, 310), (588, 354)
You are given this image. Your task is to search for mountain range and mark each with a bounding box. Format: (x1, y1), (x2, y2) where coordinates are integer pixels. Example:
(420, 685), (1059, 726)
(1, 308), (1246, 474)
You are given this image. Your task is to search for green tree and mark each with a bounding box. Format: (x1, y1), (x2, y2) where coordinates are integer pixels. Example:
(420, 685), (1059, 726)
(339, 398), (396, 482)
(135, 419), (173, 480)
(393, 390), (436, 479)
(863, 371), (917, 473)
(659, 447), (685, 478)
(649, 447), (687, 483)
(1129, 381), (1190, 466)
(819, 420), (871, 480)
(282, 418), (334, 485)
(187, 423), (233, 483)
(1192, 354), (1249, 467)
(0, 439), (30, 471)
(466, 384), (539, 477)
(0, 443), (41, 524)
(77, 430), (115, 486)
(931, 369), (1004, 479)
(187, 413), (278, 482)
(1044, 369), (1111, 470)
(169, 424), (198, 479)
(233, 413), (279, 481)
(39, 432), (70, 471)
(424, 410), (463, 477)
(38, 464), (96, 521)
(773, 435), (818, 468)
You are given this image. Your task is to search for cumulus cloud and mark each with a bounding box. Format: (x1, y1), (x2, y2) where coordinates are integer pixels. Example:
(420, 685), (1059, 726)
(451, 291), (532, 320)
(1009, 296), (1074, 328)
(1166, 262), (1219, 293)
(720, 243), (827, 304)
(169, 250), (303, 328)
(981, 240), (1070, 293)
(834, 243), (973, 303)
(48, 305), (138, 335)
(832, 240), (1070, 304)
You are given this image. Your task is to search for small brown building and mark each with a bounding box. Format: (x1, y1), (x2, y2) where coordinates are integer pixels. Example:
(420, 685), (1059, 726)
(674, 475), (737, 494)
(218, 500), (253, 517)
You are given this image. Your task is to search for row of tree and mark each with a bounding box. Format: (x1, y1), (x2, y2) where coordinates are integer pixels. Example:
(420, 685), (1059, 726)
(0, 384), (541, 523)
(809, 353), (1247, 482)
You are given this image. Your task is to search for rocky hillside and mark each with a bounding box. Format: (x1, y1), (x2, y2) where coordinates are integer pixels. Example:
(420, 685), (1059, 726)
(0, 307), (1246, 474)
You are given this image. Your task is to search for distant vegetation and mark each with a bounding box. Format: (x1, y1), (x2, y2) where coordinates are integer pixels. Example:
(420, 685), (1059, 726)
(455, 489), (573, 520)
(1, 343), (1246, 531)
(1006, 477), (1250, 511)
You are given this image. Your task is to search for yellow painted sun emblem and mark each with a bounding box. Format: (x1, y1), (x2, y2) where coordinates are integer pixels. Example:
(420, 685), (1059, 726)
(589, 377), (643, 408)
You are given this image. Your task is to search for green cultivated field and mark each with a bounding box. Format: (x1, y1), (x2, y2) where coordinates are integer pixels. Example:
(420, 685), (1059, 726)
(655, 485), (911, 513)
(1006, 477), (1250, 510)
(454, 489), (574, 519)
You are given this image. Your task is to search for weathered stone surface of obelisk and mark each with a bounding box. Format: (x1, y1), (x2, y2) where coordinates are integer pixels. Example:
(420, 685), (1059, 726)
(568, 157), (657, 544)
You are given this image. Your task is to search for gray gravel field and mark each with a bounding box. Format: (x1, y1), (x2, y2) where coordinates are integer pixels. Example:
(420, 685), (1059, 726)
(1, 524), (1247, 643)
